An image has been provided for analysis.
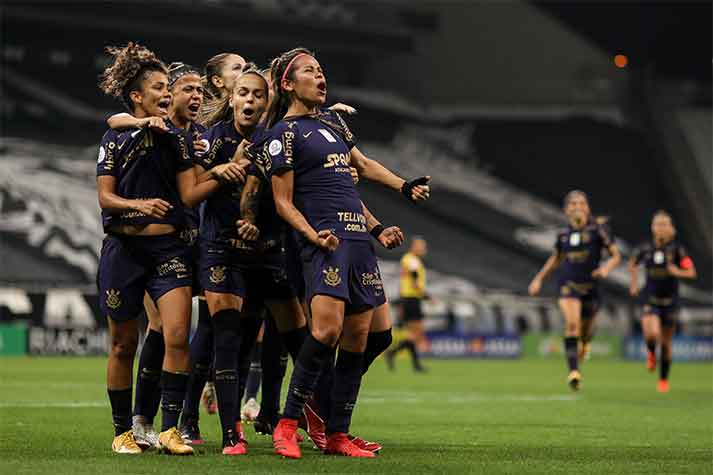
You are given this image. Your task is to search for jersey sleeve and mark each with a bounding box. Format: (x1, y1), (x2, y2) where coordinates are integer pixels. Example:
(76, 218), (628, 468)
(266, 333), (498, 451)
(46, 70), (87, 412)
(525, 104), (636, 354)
(264, 122), (297, 177)
(320, 110), (357, 149)
(677, 244), (694, 269)
(630, 244), (644, 265)
(95, 130), (120, 177)
(174, 130), (195, 172)
(597, 224), (614, 249)
(554, 231), (564, 255)
(194, 125), (220, 170)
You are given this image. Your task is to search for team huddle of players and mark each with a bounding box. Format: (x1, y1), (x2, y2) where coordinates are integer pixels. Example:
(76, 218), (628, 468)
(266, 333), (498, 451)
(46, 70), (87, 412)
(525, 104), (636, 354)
(96, 42), (430, 458)
(94, 41), (697, 459)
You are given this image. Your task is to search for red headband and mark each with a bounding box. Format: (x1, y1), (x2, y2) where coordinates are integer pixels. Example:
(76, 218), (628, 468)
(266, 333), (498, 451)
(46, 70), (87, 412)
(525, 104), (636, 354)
(280, 53), (309, 90)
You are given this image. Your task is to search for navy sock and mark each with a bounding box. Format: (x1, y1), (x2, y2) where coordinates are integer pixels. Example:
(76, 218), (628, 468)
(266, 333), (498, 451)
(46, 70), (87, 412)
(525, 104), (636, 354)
(314, 346), (336, 422)
(660, 354), (671, 380)
(404, 340), (422, 369)
(282, 325), (308, 362)
(133, 329), (164, 425)
(646, 339), (657, 354)
(108, 388), (132, 436)
(326, 349), (364, 434)
(160, 371), (189, 431)
(181, 301), (213, 423)
(283, 334), (332, 420)
(564, 337), (579, 371)
(259, 317), (283, 421)
(212, 308), (242, 441)
(244, 342), (262, 401)
(363, 328), (392, 374)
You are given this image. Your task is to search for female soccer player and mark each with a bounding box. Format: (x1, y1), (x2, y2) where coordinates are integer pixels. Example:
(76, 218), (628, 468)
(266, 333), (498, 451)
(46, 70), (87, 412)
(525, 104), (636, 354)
(190, 65), (272, 455)
(105, 62), (211, 448)
(628, 211), (696, 392)
(254, 46), (402, 459)
(97, 42), (218, 455)
(528, 190), (621, 391)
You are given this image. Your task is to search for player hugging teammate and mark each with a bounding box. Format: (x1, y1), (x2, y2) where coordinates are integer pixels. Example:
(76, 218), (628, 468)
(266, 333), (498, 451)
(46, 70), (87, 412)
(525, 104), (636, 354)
(96, 42), (431, 458)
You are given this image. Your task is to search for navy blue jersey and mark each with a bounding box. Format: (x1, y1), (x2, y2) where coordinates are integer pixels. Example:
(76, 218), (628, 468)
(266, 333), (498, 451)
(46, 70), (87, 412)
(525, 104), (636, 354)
(96, 126), (193, 232)
(196, 120), (247, 244)
(167, 119), (206, 239)
(633, 240), (689, 299)
(256, 110), (367, 244)
(555, 222), (613, 284)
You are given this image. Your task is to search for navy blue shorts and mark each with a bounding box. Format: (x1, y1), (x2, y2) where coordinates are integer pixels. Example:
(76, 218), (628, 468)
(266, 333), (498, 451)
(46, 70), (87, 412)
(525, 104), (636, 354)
(558, 280), (600, 319)
(244, 251), (298, 303)
(199, 241), (247, 298)
(301, 239), (383, 315)
(641, 294), (678, 328)
(97, 233), (193, 321)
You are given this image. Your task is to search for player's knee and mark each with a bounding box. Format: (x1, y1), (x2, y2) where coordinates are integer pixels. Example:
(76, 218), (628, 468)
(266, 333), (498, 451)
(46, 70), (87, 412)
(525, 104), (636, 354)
(111, 334), (138, 361)
(162, 325), (190, 353)
(311, 325), (341, 347)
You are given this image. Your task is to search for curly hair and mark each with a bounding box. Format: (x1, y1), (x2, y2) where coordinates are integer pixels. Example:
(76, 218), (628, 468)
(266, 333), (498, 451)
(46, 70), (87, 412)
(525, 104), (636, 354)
(264, 47), (315, 128)
(201, 62), (268, 128)
(98, 42), (166, 110)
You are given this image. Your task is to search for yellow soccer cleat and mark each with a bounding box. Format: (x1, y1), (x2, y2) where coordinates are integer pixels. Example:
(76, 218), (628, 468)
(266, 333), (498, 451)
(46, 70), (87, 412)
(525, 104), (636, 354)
(568, 370), (582, 391)
(112, 430), (142, 454)
(159, 427), (195, 455)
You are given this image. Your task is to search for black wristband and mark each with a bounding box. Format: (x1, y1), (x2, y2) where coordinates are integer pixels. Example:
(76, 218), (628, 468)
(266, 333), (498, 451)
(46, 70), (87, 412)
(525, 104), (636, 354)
(401, 176), (430, 202)
(370, 224), (385, 239)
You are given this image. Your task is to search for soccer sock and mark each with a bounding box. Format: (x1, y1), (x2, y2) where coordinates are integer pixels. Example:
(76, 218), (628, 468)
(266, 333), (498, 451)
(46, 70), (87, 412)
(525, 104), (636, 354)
(314, 346), (337, 422)
(282, 325), (309, 362)
(564, 337), (579, 371)
(244, 342), (263, 401)
(181, 301), (213, 423)
(660, 354), (671, 381)
(133, 329), (164, 425)
(363, 328), (393, 374)
(645, 339), (657, 355)
(283, 334), (332, 420)
(580, 334), (592, 345)
(160, 371), (189, 431)
(108, 388), (132, 436)
(403, 340), (422, 369)
(259, 318), (283, 422)
(326, 349), (364, 435)
(212, 308), (242, 443)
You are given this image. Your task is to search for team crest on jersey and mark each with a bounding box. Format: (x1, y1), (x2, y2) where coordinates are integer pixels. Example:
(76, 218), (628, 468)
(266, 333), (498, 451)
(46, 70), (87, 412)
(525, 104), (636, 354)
(323, 267), (341, 287)
(581, 232), (590, 244)
(653, 251), (665, 264)
(569, 233), (581, 246)
(209, 266), (227, 284)
(268, 139), (283, 156)
(106, 289), (122, 310)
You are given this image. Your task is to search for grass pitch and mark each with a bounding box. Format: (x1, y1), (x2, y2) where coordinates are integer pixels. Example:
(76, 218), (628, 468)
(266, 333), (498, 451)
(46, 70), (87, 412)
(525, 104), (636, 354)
(1, 356), (711, 474)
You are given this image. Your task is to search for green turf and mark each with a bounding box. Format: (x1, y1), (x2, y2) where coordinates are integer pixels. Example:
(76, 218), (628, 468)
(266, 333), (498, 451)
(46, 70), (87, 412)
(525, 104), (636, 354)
(0, 356), (711, 474)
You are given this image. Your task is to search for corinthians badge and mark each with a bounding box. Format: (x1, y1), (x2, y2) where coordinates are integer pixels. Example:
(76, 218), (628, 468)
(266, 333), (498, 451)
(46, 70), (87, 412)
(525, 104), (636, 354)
(323, 266), (341, 287)
(106, 289), (122, 310)
(209, 266), (227, 284)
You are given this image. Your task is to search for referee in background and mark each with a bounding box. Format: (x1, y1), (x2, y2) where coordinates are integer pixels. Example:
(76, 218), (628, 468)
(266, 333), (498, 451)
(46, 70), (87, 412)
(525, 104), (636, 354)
(386, 236), (428, 372)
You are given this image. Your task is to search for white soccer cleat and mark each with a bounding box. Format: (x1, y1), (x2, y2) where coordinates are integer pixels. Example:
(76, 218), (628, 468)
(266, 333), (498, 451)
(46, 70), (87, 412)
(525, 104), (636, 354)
(241, 397), (260, 423)
(132, 417), (160, 450)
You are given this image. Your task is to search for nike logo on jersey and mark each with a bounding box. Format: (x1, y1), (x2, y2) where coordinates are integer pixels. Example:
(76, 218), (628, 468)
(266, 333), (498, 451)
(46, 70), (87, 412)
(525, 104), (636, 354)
(303, 131), (313, 139)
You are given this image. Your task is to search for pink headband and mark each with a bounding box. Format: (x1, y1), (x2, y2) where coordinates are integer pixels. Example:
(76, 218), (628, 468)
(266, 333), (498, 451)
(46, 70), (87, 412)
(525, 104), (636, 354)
(280, 53), (309, 90)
